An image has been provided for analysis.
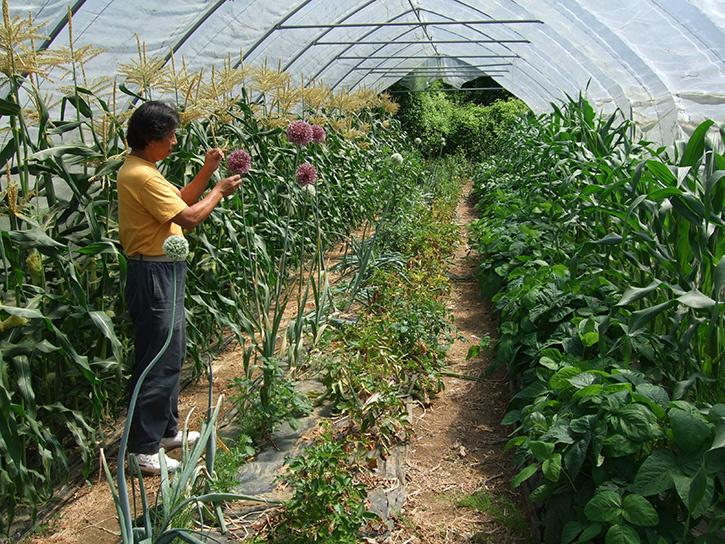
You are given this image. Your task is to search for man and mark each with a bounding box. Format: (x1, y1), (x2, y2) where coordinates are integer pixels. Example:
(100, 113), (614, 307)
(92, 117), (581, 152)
(118, 100), (241, 474)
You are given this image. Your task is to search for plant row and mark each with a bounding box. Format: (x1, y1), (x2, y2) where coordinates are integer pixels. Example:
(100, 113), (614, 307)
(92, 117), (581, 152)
(237, 155), (466, 543)
(0, 11), (407, 530)
(470, 97), (724, 543)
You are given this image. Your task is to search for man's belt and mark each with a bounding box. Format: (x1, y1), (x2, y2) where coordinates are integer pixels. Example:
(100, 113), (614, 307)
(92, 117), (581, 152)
(127, 254), (176, 263)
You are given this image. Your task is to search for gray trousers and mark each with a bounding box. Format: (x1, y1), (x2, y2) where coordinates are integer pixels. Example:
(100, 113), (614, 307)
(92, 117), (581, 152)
(125, 260), (187, 455)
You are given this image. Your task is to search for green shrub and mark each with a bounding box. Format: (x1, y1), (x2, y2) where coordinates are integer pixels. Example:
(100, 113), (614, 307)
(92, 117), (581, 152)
(449, 99), (530, 158)
(394, 81), (528, 158)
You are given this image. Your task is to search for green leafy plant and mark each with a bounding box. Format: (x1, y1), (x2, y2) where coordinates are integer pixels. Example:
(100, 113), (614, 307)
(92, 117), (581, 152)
(267, 432), (376, 544)
(471, 95), (724, 543)
(231, 357), (312, 441)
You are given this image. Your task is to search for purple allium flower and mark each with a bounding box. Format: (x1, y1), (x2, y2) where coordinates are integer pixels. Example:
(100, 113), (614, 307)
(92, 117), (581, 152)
(311, 124), (326, 144)
(296, 162), (317, 186)
(286, 120), (314, 146)
(227, 149), (252, 175)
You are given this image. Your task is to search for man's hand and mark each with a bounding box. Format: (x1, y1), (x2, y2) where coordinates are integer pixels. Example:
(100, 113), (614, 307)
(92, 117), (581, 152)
(203, 148), (225, 172)
(214, 174), (242, 197)
(174, 174), (243, 230)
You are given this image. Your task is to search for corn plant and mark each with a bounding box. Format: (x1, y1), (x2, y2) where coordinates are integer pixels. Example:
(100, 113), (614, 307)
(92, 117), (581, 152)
(0, 9), (408, 530)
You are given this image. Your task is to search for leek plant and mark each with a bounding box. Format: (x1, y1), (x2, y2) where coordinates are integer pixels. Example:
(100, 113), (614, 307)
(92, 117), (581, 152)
(104, 235), (274, 544)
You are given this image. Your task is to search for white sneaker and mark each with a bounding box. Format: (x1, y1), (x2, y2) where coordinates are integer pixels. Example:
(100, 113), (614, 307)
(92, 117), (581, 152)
(134, 452), (181, 475)
(160, 430), (200, 451)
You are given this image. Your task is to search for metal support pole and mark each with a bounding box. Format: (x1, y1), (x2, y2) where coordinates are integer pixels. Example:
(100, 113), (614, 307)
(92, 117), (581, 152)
(409, 0), (442, 59)
(233, 0), (317, 67)
(163, 0), (228, 64)
(39, 0), (89, 51)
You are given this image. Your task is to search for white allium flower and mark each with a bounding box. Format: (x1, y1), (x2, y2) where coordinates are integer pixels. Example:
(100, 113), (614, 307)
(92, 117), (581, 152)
(414, 137), (422, 145)
(303, 184), (317, 197)
(163, 235), (189, 261)
(391, 152), (404, 165)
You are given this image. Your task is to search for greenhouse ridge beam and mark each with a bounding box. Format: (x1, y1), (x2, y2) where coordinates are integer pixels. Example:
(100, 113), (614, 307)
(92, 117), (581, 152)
(349, 63), (512, 70)
(339, 54), (520, 59)
(410, 0), (442, 59)
(314, 39), (530, 45)
(276, 19), (543, 29)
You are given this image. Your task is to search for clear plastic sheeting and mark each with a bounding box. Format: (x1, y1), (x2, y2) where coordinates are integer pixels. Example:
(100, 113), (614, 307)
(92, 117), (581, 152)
(9, 0), (725, 144)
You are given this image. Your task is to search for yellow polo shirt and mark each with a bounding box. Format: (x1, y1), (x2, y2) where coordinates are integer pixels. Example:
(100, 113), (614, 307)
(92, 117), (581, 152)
(118, 155), (188, 256)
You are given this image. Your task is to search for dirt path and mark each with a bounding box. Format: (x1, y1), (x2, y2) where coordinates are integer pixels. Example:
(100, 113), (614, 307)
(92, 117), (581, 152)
(392, 184), (532, 544)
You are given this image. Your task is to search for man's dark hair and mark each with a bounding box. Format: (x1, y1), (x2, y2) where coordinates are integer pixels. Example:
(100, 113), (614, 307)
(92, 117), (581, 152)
(126, 101), (179, 150)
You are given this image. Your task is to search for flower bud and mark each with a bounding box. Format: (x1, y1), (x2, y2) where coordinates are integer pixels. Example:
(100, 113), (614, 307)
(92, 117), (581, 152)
(163, 235), (189, 261)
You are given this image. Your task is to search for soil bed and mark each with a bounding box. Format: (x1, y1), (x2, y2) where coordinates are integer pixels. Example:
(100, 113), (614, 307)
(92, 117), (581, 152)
(390, 185), (532, 544)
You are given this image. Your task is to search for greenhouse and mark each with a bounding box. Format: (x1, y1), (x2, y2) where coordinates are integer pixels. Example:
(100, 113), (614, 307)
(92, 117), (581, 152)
(1, 1), (723, 543)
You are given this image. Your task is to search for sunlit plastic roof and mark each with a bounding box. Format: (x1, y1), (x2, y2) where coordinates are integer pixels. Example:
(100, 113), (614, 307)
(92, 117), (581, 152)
(12, 0), (725, 144)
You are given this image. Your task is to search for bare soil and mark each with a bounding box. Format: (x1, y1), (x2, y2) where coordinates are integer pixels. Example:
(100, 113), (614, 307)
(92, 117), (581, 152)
(390, 185), (534, 544)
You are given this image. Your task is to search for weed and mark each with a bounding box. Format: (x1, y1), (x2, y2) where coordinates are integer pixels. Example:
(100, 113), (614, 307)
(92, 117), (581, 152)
(466, 334), (492, 360)
(211, 434), (255, 493)
(267, 432), (376, 544)
(456, 489), (528, 534)
(231, 358), (312, 441)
